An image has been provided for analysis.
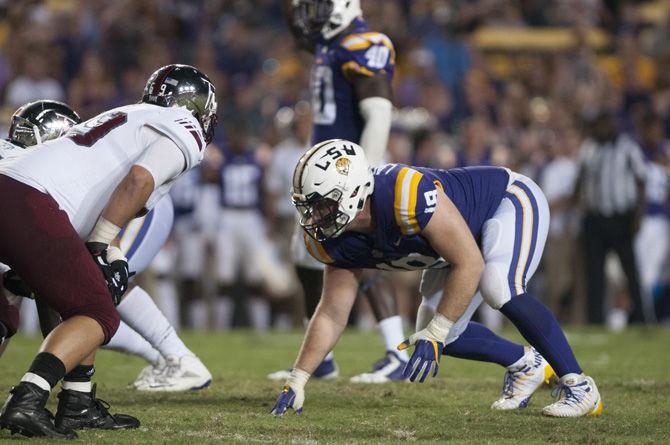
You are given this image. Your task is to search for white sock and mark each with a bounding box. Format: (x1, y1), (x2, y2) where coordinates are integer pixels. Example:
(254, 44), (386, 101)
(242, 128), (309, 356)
(379, 315), (409, 361)
(189, 299), (209, 330)
(21, 372), (51, 392)
(214, 297), (234, 331)
(104, 321), (162, 365)
(117, 286), (194, 358)
(248, 297), (270, 332)
(62, 380), (92, 393)
(324, 351), (334, 362)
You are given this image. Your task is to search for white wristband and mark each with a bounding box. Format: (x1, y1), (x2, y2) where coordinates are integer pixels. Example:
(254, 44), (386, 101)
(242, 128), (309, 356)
(426, 313), (454, 342)
(105, 246), (126, 263)
(286, 367), (310, 390)
(88, 218), (121, 245)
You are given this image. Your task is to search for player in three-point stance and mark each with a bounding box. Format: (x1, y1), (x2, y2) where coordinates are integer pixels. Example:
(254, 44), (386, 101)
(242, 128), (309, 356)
(0, 63), (217, 438)
(272, 139), (602, 418)
(270, 0), (409, 384)
(0, 100), (212, 394)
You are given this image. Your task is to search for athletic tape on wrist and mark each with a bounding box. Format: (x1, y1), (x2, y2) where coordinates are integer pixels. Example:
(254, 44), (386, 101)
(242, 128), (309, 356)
(286, 367), (310, 390)
(88, 218), (121, 245)
(427, 312), (454, 342)
(105, 246), (126, 263)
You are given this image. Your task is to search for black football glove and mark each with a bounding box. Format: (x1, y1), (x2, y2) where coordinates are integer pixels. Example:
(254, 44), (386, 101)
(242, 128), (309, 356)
(86, 242), (135, 305)
(2, 269), (35, 299)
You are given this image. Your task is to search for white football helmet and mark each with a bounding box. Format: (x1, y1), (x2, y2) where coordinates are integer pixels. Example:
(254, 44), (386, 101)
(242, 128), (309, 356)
(292, 0), (362, 41)
(292, 139), (373, 241)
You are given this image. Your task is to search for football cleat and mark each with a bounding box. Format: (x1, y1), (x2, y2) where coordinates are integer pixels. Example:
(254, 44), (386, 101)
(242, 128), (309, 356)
(131, 355), (166, 389)
(55, 384), (140, 430)
(0, 382), (77, 439)
(267, 358), (339, 381)
(350, 351), (408, 384)
(491, 347), (555, 410)
(135, 355), (212, 392)
(542, 374), (603, 417)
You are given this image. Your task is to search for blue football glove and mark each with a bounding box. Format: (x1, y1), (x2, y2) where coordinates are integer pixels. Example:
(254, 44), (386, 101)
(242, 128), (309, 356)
(271, 385), (304, 416)
(270, 368), (309, 416)
(398, 313), (453, 383)
(398, 338), (443, 382)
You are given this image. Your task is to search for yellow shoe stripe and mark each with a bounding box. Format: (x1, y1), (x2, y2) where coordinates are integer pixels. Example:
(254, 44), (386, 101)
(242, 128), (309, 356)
(588, 399), (603, 417)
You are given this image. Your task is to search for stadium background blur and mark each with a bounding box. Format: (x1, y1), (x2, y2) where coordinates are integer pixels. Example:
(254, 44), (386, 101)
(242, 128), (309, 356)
(1, 0), (670, 334)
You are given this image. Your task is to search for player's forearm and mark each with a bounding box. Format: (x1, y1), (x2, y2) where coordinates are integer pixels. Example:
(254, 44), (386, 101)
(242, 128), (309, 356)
(101, 166), (155, 228)
(293, 310), (346, 374)
(436, 262), (483, 324)
(358, 97), (392, 166)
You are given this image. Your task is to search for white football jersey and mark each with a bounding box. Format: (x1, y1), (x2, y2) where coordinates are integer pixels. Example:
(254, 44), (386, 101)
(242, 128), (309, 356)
(0, 139), (23, 161)
(0, 103), (207, 238)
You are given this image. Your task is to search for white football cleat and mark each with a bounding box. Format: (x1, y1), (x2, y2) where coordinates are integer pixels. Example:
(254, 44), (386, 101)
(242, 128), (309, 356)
(350, 351), (408, 384)
(491, 347), (555, 410)
(542, 374), (603, 417)
(136, 355), (212, 392)
(131, 355), (166, 389)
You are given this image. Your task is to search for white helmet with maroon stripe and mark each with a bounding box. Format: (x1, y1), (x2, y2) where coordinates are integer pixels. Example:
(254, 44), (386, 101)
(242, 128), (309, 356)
(292, 139), (373, 241)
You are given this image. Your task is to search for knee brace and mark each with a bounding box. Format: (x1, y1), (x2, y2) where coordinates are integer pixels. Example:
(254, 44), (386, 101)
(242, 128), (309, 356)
(479, 262), (512, 310)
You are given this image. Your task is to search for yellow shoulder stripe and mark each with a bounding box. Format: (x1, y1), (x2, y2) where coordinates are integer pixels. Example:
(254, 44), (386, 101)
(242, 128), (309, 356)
(303, 232), (334, 264)
(342, 32), (394, 52)
(340, 32), (396, 65)
(342, 61), (374, 79)
(393, 167), (423, 235)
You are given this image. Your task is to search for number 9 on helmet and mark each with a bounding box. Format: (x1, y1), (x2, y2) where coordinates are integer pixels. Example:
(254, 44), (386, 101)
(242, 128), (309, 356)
(141, 64), (218, 144)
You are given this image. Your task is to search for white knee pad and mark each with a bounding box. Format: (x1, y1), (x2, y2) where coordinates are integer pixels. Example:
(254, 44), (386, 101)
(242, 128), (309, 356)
(479, 263), (511, 310)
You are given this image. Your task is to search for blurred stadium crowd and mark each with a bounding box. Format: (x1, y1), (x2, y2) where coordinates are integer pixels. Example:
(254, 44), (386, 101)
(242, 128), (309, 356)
(1, 0), (670, 333)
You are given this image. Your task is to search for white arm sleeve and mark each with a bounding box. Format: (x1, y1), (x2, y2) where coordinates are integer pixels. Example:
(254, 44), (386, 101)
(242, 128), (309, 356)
(358, 96), (393, 166)
(135, 126), (186, 189)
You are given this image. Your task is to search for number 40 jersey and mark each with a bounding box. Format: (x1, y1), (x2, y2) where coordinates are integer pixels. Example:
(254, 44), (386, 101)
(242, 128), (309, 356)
(303, 165), (511, 271)
(0, 103), (206, 238)
(311, 18), (395, 144)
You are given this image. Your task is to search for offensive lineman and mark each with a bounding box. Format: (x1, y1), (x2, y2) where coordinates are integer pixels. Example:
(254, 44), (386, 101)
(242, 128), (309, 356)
(271, 140), (602, 418)
(0, 63), (217, 439)
(270, 0), (408, 383)
(0, 100), (212, 394)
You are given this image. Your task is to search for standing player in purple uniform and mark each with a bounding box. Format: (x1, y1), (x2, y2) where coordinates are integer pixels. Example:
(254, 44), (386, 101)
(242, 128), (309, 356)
(271, 139), (602, 418)
(270, 0), (409, 384)
(213, 123), (288, 331)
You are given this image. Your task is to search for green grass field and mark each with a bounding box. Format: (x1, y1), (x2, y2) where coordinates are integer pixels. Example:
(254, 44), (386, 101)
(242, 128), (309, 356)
(0, 328), (669, 444)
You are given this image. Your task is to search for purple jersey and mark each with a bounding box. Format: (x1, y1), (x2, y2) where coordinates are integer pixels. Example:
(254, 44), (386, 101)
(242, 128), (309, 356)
(311, 19), (395, 144)
(303, 165), (510, 270)
(219, 149), (263, 210)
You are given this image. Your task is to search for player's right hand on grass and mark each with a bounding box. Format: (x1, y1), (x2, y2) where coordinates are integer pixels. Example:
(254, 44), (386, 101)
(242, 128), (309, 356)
(270, 368), (309, 416)
(271, 385), (304, 416)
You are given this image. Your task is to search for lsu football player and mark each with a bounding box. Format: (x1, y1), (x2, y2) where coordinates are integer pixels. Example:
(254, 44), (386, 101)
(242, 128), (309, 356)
(271, 0), (408, 384)
(0, 100), (212, 393)
(272, 140), (602, 418)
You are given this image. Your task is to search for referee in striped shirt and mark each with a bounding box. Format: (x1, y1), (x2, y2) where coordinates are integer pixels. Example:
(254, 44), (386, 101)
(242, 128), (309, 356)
(575, 111), (646, 324)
